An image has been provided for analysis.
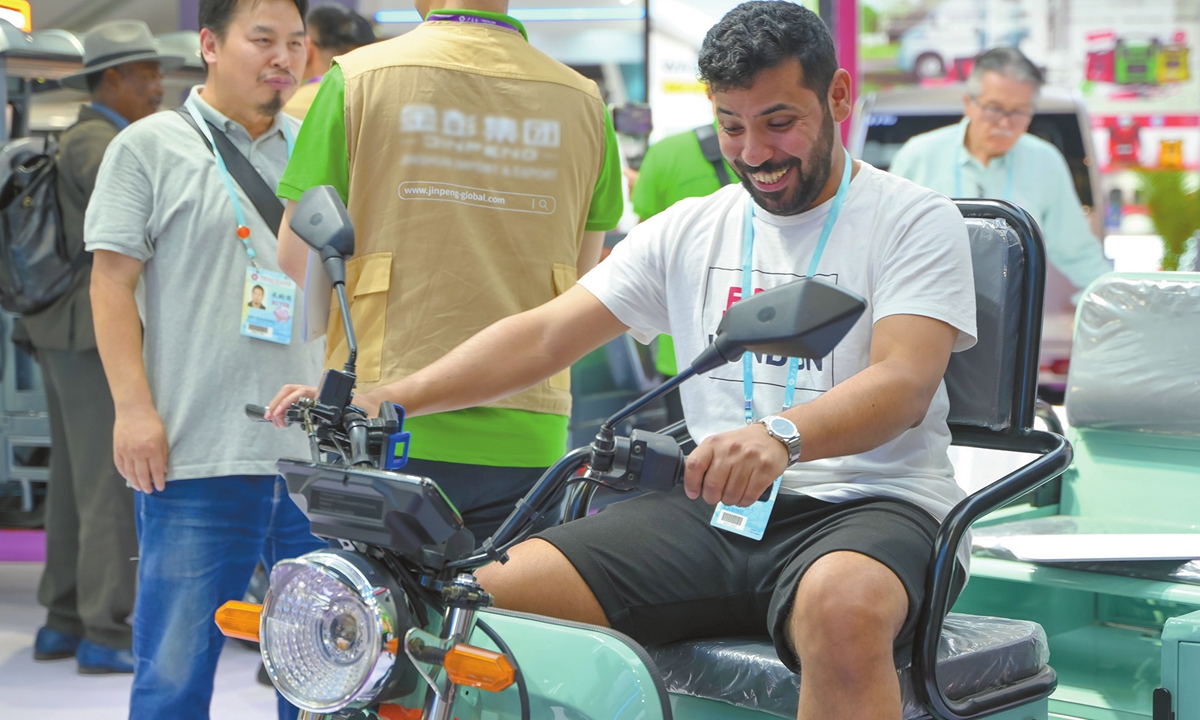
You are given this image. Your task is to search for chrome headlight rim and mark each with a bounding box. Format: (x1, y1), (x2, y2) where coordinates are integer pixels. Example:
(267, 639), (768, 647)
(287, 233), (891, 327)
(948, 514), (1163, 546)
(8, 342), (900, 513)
(260, 550), (403, 713)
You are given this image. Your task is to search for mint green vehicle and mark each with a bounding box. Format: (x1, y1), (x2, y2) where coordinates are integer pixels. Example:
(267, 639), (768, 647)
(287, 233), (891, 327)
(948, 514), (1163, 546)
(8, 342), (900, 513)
(223, 191), (1074, 720)
(953, 271), (1200, 720)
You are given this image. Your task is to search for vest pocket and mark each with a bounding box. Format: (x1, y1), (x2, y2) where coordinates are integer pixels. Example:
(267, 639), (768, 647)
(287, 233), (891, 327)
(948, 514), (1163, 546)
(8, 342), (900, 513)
(342, 251), (392, 383)
(548, 263), (577, 391)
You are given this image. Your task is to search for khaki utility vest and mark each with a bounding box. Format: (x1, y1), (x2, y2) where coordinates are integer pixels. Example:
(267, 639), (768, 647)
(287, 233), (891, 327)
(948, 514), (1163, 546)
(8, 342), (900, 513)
(331, 21), (609, 416)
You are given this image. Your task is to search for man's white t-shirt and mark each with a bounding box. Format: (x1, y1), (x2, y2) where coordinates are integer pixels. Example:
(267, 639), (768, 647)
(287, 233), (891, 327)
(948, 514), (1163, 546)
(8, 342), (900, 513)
(579, 162), (977, 527)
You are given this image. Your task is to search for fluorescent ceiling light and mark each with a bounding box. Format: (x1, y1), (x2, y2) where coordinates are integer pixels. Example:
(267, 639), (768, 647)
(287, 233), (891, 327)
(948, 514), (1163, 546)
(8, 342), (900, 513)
(375, 7), (646, 24)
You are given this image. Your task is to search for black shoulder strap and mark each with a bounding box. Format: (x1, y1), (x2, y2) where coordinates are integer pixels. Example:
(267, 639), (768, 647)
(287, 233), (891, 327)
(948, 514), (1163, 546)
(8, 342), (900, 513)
(175, 107), (284, 235)
(70, 250), (94, 272)
(693, 124), (731, 188)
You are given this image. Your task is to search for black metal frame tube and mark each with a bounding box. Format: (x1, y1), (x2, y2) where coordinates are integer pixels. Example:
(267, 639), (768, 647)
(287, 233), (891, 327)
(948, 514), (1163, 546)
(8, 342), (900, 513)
(912, 200), (1069, 719)
(914, 429), (1071, 720)
(449, 447), (591, 569)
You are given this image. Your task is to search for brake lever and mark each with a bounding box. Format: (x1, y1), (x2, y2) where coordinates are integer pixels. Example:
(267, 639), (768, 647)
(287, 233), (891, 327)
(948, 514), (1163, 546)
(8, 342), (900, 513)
(244, 403), (307, 427)
(244, 404), (270, 422)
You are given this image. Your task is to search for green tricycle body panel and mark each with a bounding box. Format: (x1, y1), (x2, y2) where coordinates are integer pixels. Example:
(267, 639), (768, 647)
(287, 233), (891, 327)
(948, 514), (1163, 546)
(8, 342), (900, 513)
(387, 608), (672, 720)
(1160, 609), (1200, 720)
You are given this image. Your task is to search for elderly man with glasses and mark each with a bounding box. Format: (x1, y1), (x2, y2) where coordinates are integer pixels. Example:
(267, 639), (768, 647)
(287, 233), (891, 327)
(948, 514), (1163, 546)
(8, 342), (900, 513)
(890, 46), (1111, 295)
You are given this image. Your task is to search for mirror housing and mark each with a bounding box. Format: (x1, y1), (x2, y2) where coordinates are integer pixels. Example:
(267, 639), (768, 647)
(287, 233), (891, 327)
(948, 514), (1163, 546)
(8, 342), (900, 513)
(290, 186), (356, 285)
(691, 278), (866, 374)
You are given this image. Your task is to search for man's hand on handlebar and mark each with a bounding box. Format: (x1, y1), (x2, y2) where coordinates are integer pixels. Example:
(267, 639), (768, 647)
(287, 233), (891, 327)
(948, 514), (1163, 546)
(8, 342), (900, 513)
(114, 402), (170, 493)
(264, 384), (388, 428)
(684, 423), (788, 507)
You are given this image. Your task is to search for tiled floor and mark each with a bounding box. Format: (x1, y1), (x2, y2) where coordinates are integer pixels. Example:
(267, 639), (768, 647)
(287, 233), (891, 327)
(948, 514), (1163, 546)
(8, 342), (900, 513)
(0, 562), (277, 719)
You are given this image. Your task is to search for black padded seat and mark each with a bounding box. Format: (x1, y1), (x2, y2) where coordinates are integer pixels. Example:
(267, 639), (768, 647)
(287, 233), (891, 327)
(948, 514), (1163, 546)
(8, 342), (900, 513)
(647, 613), (1049, 719)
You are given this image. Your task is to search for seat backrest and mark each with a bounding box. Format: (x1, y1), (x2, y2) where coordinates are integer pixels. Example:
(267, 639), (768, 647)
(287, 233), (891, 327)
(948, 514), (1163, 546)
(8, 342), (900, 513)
(1066, 272), (1200, 437)
(1059, 273), (1200, 526)
(944, 201), (1047, 444)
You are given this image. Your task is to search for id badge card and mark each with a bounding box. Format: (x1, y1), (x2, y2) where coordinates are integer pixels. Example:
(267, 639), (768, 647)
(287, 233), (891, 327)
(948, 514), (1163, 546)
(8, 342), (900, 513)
(241, 267), (296, 345)
(710, 476), (783, 541)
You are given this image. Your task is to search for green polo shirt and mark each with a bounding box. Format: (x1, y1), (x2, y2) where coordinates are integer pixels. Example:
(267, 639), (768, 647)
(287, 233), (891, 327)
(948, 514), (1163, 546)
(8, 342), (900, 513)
(631, 124), (736, 376)
(279, 9), (624, 467)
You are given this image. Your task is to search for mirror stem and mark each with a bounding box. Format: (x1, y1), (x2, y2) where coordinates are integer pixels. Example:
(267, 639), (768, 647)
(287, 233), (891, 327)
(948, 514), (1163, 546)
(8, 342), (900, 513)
(588, 367), (695, 476)
(602, 366), (696, 438)
(334, 281), (358, 373)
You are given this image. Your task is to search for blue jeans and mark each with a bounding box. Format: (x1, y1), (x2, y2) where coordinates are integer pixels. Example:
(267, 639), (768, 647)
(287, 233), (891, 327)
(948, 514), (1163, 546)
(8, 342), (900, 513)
(129, 476), (325, 720)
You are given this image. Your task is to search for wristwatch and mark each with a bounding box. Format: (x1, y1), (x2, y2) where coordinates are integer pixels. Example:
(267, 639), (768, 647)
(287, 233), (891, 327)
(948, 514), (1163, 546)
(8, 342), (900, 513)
(758, 415), (802, 466)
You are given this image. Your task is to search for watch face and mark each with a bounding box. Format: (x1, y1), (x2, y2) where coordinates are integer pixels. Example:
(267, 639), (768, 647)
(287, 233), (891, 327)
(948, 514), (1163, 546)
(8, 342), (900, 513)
(768, 416), (797, 437)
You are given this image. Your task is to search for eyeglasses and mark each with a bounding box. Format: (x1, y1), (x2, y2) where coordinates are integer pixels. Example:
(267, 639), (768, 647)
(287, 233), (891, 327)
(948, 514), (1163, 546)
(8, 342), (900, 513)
(970, 97), (1034, 126)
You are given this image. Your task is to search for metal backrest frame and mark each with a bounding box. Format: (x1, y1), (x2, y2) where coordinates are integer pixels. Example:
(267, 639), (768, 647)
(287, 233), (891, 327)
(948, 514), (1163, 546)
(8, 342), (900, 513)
(913, 200), (1072, 720)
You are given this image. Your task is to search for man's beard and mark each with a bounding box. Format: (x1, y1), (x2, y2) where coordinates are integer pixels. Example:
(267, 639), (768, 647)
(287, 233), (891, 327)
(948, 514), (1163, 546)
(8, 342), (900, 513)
(258, 91), (283, 117)
(734, 108), (836, 216)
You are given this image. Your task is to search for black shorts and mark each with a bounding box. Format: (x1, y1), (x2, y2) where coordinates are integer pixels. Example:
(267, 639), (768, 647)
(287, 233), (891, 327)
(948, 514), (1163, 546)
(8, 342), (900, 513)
(534, 486), (960, 672)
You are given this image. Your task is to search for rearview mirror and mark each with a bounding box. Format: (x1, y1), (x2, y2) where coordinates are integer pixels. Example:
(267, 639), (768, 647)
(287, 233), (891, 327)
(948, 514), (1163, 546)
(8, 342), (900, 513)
(291, 186), (355, 284)
(691, 278), (866, 374)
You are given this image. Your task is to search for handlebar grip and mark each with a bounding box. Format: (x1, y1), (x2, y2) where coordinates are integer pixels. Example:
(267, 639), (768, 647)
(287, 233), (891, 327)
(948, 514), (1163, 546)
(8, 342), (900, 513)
(245, 404), (271, 422)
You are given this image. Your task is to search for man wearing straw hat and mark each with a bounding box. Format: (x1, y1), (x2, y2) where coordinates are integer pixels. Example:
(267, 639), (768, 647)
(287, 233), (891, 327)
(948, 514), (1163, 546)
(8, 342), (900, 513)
(25, 20), (183, 675)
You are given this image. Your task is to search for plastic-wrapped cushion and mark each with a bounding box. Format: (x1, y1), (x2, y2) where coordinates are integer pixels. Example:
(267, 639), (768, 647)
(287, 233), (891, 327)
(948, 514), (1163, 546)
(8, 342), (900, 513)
(1066, 273), (1200, 436)
(647, 613), (1049, 719)
(945, 218), (1024, 432)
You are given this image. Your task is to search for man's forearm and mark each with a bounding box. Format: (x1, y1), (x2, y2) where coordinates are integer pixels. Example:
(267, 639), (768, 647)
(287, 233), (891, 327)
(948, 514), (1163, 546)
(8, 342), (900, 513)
(277, 201), (308, 287)
(781, 360), (936, 462)
(781, 314), (958, 463)
(91, 274), (154, 411)
(372, 286), (627, 417)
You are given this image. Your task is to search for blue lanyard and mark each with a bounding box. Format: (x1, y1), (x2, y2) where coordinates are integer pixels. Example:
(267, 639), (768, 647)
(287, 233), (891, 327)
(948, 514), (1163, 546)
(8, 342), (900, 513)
(954, 144), (1014, 201)
(184, 95), (295, 267)
(741, 148), (852, 424)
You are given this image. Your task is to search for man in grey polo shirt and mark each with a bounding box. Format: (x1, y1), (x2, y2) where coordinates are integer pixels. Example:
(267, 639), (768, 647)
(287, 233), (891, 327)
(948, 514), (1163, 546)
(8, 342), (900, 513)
(86, 0), (322, 717)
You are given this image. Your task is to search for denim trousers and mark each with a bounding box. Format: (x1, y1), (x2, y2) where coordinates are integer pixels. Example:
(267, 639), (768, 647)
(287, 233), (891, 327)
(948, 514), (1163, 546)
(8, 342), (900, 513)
(128, 476), (325, 720)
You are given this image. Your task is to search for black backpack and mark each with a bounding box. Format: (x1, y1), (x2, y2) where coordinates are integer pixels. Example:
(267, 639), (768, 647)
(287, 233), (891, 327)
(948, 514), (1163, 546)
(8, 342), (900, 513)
(0, 135), (88, 315)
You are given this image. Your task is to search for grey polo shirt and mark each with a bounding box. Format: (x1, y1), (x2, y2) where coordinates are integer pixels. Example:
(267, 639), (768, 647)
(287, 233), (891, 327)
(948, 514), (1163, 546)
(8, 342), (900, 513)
(85, 86), (323, 481)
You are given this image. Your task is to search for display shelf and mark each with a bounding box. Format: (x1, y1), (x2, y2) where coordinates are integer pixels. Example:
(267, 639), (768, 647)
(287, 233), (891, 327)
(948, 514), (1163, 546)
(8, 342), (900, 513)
(970, 556), (1200, 606)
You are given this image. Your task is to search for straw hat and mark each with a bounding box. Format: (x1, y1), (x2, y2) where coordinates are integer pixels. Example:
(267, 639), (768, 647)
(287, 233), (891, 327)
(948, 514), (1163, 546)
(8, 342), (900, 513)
(59, 20), (185, 91)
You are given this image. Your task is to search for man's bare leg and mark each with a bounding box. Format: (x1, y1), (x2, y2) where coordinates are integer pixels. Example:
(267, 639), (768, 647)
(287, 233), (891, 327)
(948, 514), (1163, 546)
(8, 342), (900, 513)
(789, 551), (910, 720)
(475, 538), (610, 627)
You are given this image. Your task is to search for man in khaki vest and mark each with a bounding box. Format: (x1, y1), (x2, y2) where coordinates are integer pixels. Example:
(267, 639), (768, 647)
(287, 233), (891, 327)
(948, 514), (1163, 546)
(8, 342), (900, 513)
(271, 0), (623, 540)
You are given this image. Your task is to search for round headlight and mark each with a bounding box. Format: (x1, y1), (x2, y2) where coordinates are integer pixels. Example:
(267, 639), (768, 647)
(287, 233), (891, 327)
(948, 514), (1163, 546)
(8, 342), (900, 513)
(260, 550), (407, 712)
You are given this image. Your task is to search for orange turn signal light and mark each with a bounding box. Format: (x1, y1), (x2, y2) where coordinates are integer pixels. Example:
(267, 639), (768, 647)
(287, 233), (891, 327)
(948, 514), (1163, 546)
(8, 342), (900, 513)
(443, 643), (515, 692)
(215, 601), (262, 643)
(378, 704), (423, 720)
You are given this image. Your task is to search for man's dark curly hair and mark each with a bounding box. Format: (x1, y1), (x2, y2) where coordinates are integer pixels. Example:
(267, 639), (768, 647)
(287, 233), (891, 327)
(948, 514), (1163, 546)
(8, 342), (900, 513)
(698, 1), (838, 102)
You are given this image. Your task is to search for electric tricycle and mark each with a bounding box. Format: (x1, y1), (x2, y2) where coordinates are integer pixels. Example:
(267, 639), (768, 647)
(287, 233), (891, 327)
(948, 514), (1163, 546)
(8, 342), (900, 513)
(221, 190), (1071, 720)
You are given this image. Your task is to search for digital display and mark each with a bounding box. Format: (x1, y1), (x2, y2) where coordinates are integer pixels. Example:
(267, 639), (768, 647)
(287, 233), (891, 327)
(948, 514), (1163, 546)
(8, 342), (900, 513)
(311, 489), (385, 520)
